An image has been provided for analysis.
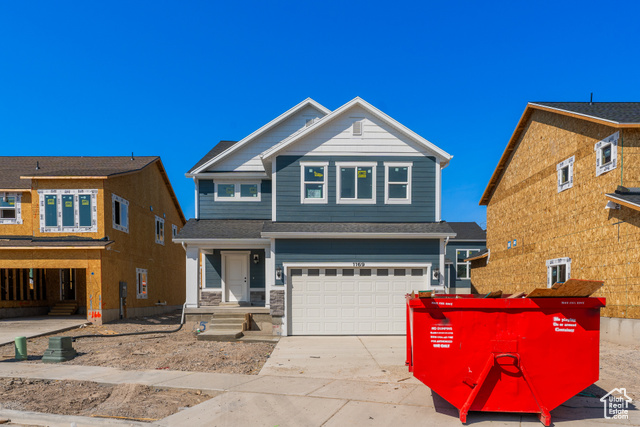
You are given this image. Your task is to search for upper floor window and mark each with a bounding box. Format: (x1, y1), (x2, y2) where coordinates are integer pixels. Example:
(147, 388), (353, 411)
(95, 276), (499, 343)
(300, 162), (328, 204)
(557, 156), (574, 193)
(214, 182), (261, 201)
(112, 194), (129, 233)
(456, 249), (478, 280)
(385, 162), (412, 204)
(595, 131), (619, 177)
(155, 216), (165, 245)
(39, 189), (98, 233)
(546, 257), (571, 288)
(0, 193), (23, 225)
(172, 224), (178, 240)
(336, 162), (376, 204)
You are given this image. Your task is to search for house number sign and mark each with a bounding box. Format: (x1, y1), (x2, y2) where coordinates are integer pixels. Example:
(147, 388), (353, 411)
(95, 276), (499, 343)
(353, 262), (365, 267)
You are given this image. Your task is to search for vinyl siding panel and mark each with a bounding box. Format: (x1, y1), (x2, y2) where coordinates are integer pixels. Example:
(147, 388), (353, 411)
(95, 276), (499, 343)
(199, 179), (271, 219)
(275, 239), (441, 287)
(210, 105), (327, 172)
(276, 155), (436, 222)
(205, 249), (266, 289)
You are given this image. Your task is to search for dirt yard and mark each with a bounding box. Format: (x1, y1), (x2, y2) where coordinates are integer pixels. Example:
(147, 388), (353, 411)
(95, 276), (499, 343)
(0, 311), (276, 374)
(0, 377), (212, 421)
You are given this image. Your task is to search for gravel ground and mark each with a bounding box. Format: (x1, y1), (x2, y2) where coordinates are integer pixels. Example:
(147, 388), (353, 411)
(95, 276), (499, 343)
(0, 311), (276, 374)
(0, 377), (212, 421)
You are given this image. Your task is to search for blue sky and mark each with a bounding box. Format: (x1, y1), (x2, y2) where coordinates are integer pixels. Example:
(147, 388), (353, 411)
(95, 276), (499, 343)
(2, 1), (640, 227)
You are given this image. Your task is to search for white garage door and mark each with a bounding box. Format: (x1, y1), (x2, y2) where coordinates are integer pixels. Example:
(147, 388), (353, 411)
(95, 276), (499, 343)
(290, 267), (428, 335)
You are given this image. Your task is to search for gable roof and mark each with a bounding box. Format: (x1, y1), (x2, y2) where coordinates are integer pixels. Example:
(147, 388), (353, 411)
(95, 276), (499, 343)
(0, 156), (186, 224)
(448, 222), (486, 240)
(1, 156), (158, 190)
(188, 141), (238, 174)
(480, 102), (640, 206)
(188, 98), (331, 176)
(260, 97), (453, 168)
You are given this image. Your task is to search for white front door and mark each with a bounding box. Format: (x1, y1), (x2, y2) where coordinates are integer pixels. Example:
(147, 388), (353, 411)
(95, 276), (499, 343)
(224, 253), (248, 302)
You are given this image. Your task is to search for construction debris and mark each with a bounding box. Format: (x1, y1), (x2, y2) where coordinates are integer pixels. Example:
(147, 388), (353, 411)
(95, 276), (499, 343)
(526, 279), (604, 298)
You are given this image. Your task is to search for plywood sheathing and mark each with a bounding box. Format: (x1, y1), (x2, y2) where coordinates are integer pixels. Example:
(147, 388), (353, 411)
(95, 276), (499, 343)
(472, 110), (640, 319)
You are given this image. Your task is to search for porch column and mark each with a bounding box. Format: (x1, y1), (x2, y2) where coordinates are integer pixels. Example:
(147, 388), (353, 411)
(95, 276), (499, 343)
(185, 246), (200, 308)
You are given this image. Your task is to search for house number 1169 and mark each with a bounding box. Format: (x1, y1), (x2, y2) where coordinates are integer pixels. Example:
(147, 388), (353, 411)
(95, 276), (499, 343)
(353, 262), (365, 267)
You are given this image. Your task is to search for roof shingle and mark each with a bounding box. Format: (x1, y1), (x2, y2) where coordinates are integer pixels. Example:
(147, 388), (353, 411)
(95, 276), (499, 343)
(188, 141), (238, 174)
(532, 102), (640, 124)
(448, 222), (486, 240)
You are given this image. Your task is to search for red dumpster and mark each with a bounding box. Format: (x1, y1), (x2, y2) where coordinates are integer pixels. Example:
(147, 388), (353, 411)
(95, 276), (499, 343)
(406, 294), (605, 426)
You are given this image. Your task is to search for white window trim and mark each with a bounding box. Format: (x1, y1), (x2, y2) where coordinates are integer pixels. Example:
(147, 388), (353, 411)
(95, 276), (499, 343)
(136, 268), (148, 299)
(455, 249), (476, 280)
(0, 192), (23, 225)
(595, 131), (619, 177)
(335, 161), (377, 205)
(172, 224), (178, 240)
(546, 257), (571, 288)
(213, 181), (262, 202)
(155, 215), (165, 245)
(300, 161), (328, 204)
(557, 156), (575, 193)
(112, 194), (129, 233)
(384, 162), (412, 204)
(38, 189), (98, 233)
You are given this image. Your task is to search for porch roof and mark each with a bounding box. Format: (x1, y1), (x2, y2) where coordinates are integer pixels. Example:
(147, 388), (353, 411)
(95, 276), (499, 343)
(176, 219), (265, 240)
(0, 236), (113, 249)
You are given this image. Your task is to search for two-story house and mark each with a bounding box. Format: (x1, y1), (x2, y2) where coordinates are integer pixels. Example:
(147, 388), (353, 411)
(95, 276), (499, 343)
(176, 97), (458, 336)
(470, 102), (640, 335)
(445, 222), (486, 293)
(0, 156), (186, 324)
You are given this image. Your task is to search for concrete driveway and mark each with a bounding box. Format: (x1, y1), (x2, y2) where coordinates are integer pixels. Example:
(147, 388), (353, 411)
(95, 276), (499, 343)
(0, 316), (88, 346)
(259, 335), (418, 383)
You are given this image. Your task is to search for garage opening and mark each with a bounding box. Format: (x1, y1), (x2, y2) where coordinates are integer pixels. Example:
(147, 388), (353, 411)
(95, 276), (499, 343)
(289, 266), (429, 335)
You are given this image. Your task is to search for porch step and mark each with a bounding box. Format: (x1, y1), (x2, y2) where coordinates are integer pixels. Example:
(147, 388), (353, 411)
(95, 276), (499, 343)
(49, 302), (78, 316)
(210, 323), (245, 331)
(197, 330), (244, 341)
(219, 301), (251, 307)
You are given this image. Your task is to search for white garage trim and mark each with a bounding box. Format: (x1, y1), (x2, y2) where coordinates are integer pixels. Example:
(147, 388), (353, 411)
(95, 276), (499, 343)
(282, 262), (435, 336)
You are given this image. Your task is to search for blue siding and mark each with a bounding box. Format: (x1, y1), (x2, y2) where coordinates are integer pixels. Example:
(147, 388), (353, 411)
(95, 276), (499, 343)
(204, 249), (266, 289)
(275, 155), (436, 222)
(275, 239), (441, 287)
(199, 180), (271, 219)
(445, 241), (486, 291)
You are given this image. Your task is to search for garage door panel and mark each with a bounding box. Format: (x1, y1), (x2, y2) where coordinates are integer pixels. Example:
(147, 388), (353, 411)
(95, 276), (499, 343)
(291, 266), (426, 335)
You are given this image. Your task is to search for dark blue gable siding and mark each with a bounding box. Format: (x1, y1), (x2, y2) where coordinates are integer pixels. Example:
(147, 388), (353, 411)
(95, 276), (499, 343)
(445, 241), (486, 291)
(199, 179), (271, 219)
(275, 239), (441, 287)
(275, 155), (436, 222)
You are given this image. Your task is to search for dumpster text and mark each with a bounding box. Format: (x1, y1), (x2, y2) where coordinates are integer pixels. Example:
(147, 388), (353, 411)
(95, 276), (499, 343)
(553, 316), (576, 333)
(430, 325), (453, 348)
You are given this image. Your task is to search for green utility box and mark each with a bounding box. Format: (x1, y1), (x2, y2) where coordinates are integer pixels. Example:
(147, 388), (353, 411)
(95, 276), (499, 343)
(42, 336), (77, 363)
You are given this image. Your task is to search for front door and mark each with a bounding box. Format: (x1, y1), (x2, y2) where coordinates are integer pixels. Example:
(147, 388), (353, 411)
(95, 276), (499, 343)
(224, 253), (248, 302)
(59, 269), (76, 301)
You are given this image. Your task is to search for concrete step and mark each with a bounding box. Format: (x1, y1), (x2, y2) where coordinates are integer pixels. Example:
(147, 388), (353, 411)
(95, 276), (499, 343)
(210, 317), (245, 324)
(210, 323), (245, 331)
(197, 330), (244, 342)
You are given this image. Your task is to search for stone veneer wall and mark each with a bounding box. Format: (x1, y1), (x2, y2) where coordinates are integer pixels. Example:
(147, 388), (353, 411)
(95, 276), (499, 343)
(200, 291), (221, 306)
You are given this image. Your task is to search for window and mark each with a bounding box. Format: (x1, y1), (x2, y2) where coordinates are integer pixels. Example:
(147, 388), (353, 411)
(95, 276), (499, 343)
(136, 268), (148, 299)
(352, 119), (363, 136)
(214, 182), (261, 201)
(0, 193), (22, 225)
(325, 269), (337, 276)
(300, 162), (328, 203)
(546, 258), (571, 288)
(39, 190), (98, 232)
(112, 194), (129, 233)
(336, 162), (376, 204)
(595, 131), (619, 176)
(385, 162), (412, 204)
(172, 224), (178, 240)
(456, 249), (479, 280)
(155, 216), (164, 244)
(557, 156), (574, 193)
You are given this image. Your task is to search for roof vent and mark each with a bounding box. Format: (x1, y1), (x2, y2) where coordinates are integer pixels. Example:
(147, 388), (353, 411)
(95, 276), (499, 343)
(590, 92), (593, 105)
(131, 152), (135, 161)
(36, 161), (40, 170)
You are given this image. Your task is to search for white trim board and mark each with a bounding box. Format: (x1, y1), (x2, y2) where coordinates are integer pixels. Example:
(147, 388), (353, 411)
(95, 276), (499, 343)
(191, 98), (331, 174)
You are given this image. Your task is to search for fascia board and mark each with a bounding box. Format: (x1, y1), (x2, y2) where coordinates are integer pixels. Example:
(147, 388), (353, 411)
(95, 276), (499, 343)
(260, 232), (457, 239)
(605, 194), (640, 211)
(260, 97), (453, 164)
(191, 98), (330, 174)
(173, 238), (271, 246)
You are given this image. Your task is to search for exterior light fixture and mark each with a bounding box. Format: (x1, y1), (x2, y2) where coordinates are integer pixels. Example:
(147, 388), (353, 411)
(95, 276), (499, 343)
(253, 254), (260, 264)
(275, 267), (283, 281)
(432, 268), (440, 280)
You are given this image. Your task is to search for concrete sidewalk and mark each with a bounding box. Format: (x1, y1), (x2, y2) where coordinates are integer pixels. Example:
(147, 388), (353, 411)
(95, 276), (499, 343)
(0, 360), (637, 426)
(0, 316), (88, 346)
